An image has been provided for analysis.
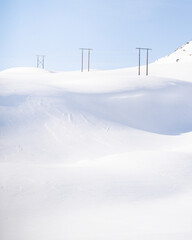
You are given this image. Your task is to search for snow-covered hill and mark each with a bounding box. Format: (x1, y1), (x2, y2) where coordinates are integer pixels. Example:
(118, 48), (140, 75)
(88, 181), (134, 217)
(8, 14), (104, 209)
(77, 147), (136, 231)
(156, 40), (192, 64)
(1, 43), (192, 240)
(150, 40), (192, 80)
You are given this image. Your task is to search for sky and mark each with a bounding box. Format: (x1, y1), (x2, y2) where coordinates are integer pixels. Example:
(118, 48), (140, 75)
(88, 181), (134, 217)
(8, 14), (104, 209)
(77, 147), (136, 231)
(0, 0), (192, 71)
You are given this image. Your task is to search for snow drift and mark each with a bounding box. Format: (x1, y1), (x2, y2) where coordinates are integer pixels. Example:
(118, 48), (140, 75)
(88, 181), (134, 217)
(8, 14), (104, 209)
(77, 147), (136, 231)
(1, 41), (192, 240)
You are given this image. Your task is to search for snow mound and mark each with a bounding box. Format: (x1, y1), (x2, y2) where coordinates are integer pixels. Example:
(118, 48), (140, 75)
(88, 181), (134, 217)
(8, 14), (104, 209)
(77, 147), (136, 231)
(0, 67), (52, 75)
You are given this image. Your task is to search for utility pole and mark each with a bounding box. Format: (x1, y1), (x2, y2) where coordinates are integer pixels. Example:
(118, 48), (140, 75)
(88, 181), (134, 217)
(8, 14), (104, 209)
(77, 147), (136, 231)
(80, 48), (84, 72)
(136, 48), (152, 76)
(79, 48), (93, 72)
(88, 49), (91, 72)
(146, 48), (150, 76)
(138, 48), (141, 75)
(36, 55), (45, 69)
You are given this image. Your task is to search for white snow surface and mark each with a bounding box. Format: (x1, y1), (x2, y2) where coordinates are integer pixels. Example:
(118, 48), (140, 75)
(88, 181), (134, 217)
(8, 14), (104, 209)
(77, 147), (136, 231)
(1, 42), (192, 240)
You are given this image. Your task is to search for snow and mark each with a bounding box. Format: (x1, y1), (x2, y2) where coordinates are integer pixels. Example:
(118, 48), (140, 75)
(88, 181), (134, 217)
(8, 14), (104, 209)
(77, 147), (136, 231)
(1, 41), (192, 240)
(155, 41), (192, 64)
(150, 40), (192, 80)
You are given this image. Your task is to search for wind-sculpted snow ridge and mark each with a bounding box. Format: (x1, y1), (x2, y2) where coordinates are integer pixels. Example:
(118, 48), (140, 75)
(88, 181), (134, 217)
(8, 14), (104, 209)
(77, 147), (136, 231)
(1, 66), (192, 240)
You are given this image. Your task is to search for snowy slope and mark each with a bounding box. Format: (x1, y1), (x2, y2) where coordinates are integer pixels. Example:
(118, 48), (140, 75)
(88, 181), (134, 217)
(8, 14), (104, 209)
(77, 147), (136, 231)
(1, 43), (192, 240)
(150, 40), (192, 80)
(156, 40), (192, 64)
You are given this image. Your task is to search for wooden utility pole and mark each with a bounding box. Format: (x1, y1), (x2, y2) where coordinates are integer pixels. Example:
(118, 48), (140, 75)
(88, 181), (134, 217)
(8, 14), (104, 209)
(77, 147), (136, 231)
(136, 48), (152, 76)
(88, 49), (91, 72)
(146, 48), (149, 76)
(81, 49), (84, 72)
(138, 48), (141, 75)
(79, 48), (93, 72)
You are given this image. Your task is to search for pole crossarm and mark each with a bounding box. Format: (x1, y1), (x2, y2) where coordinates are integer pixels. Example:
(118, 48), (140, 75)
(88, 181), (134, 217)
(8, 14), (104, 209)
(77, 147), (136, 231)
(79, 48), (93, 51)
(136, 48), (152, 50)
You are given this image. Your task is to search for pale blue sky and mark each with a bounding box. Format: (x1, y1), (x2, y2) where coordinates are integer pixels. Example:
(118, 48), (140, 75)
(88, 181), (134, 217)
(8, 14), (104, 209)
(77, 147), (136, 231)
(0, 0), (192, 71)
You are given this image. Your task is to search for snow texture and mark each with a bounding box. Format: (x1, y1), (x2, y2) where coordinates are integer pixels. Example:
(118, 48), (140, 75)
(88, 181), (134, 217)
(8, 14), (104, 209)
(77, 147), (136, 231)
(1, 41), (192, 240)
